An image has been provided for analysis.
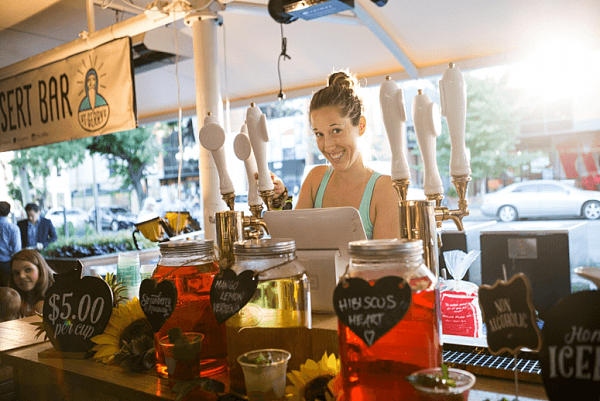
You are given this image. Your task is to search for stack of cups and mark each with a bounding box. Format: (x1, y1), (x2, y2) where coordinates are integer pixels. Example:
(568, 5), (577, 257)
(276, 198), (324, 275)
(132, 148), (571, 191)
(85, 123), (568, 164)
(117, 252), (141, 301)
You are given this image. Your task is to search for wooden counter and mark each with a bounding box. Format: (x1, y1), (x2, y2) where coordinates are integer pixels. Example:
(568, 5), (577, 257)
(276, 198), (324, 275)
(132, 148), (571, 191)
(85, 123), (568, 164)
(0, 316), (549, 401)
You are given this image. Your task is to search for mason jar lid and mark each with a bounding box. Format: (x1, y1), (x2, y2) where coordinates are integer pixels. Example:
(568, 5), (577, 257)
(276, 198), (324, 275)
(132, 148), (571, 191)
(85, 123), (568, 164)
(348, 238), (423, 258)
(233, 238), (296, 256)
(159, 239), (214, 257)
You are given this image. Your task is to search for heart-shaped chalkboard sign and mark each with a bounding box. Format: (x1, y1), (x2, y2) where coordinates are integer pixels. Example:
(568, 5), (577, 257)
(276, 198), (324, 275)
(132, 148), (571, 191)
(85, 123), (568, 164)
(139, 278), (178, 333)
(539, 291), (600, 401)
(210, 269), (258, 324)
(478, 273), (541, 355)
(333, 276), (411, 347)
(43, 264), (113, 353)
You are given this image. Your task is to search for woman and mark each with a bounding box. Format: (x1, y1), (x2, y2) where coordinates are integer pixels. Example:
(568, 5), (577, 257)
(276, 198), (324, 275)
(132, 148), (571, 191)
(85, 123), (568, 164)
(9, 249), (55, 317)
(294, 71), (400, 239)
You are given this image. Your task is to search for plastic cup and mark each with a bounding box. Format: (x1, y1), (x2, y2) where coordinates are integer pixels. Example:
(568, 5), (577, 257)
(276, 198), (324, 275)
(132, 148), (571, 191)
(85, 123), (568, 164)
(407, 367), (476, 401)
(237, 349), (291, 401)
(158, 332), (204, 382)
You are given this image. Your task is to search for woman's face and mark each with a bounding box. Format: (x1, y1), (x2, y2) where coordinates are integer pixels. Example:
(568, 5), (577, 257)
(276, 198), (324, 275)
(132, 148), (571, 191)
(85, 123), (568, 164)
(310, 106), (364, 172)
(12, 260), (40, 292)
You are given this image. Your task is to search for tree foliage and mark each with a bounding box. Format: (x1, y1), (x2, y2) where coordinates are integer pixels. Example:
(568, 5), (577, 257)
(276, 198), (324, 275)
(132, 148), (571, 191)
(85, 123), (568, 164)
(87, 125), (162, 208)
(9, 138), (90, 209)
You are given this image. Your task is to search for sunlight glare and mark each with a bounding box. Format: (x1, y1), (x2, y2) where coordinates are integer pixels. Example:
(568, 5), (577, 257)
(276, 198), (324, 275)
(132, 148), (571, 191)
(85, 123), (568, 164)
(508, 33), (599, 101)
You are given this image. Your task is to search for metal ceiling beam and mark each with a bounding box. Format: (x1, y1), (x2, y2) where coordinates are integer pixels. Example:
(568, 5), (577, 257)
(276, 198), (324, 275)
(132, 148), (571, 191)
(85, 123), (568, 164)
(353, 0), (418, 79)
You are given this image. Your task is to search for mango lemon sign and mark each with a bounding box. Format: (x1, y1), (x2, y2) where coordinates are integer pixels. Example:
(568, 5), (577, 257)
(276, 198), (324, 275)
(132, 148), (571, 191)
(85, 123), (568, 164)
(0, 37), (136, 152)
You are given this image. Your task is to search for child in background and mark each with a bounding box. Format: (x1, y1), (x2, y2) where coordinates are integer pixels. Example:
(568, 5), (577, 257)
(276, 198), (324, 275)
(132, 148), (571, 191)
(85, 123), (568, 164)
(0, 287), (22, 322)
(9, 249), (55, 317)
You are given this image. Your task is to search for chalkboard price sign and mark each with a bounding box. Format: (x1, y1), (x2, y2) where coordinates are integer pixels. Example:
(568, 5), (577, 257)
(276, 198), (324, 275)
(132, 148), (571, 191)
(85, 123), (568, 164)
(478, 273), (541, 355)
(43, 265), (113, 353)
(139, 278), (178, 333)
(210, 269), (258, 324)
(333, 276), (411, 347)
(539, 291), (600, 401)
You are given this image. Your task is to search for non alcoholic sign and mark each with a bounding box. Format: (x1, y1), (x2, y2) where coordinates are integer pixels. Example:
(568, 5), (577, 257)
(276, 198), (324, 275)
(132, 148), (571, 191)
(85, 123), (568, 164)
(210, 269), (258, 324)
(43, 265), (113, 353)
(0, 37), (136, 152)
(139, 278), (177, 333)
(478, 273), (541, 355)
(539, 291), (600, 401)
(333, 276), (412, 347)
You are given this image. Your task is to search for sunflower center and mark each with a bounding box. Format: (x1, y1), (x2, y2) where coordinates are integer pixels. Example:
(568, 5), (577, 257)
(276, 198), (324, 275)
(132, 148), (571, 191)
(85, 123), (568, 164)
(302, 374), (335, 401)
(119, 318), (153, 344)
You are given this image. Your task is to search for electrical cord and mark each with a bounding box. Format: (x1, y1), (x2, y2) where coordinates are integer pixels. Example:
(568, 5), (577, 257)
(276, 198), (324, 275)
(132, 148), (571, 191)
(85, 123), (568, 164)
(277, 23), (291, 101)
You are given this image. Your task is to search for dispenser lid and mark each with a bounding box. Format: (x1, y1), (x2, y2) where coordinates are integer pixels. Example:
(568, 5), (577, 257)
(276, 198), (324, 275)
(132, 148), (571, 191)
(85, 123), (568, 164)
(348, 239), (423, 258)
(234, 238), (296, 255)
(160, 239), (214, 257)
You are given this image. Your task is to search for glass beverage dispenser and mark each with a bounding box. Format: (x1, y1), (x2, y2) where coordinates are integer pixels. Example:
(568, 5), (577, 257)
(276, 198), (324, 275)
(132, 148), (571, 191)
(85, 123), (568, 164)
(152, 239), (227, 377)
(226, 238), (311, 395)
(338, 239), (442, 401)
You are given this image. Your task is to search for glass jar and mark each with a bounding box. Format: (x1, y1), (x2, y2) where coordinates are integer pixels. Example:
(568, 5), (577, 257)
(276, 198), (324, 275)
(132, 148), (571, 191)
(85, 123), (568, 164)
(227, 238), (311, 395)
(152, 239), (227, 377)
(338, 239), (442, 401)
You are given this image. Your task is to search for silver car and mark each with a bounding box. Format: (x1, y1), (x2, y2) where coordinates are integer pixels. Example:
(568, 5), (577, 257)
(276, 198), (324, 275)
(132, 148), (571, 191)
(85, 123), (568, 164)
(480, 180), (600, 222)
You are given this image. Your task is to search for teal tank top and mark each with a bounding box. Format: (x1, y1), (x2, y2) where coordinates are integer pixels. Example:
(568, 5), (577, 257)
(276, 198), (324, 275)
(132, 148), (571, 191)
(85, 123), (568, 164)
(314, 168), (382, 239)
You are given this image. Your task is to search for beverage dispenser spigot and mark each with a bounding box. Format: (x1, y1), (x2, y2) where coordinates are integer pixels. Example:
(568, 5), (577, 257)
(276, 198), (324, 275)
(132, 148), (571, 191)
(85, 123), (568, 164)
(245, 103), (275, 211)
(234, 123), (269, 239)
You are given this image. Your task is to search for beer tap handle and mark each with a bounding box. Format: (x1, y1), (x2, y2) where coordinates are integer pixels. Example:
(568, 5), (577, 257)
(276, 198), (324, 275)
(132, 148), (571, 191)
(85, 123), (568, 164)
(439, 62), (471, 177)
(380, 76), (410, 182)
(234, 123), (262, 207)
(246, 103), (275, 210)
(199, 113), (235, 197)
(412, 90), (444, 199)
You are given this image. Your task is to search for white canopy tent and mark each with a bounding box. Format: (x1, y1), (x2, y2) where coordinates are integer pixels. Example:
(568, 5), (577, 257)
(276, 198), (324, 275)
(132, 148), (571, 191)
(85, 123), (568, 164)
(3, 0), (599, 121)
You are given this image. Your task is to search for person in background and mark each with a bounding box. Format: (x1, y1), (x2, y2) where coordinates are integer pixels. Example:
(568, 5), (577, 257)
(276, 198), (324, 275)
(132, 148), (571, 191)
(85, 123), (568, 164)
(0, 201), (21, 287)
(0, 287), (22, 322)
(17, 203), (58, 251)
(294, 71), (400, 239)
(9, 249), (55, 317)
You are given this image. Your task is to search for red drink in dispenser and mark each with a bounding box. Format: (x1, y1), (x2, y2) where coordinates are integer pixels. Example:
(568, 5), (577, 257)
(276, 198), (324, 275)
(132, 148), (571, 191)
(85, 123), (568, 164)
(153, 240), (228, 377)
(338, 239), (442, 401)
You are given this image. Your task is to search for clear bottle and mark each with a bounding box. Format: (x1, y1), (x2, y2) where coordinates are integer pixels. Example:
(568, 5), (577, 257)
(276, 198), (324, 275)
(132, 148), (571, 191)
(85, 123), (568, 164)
(227, 238), (311, 395)
(338, 239), (442, 401)
(152, 239), (227, 377)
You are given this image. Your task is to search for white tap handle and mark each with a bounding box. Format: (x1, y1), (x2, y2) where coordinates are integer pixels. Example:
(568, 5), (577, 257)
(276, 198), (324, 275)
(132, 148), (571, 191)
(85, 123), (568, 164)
(380, 78), (410, 181)
(246, 104), (274, 193)
(199, 114), (235, 195)
(439, 63), (471, 177)
(412, 91), (444, 196)
(234, 124), (262, 207)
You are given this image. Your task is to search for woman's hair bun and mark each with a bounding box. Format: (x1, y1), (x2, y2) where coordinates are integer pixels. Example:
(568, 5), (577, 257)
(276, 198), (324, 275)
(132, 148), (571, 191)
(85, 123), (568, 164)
(327, 71), (356, 91)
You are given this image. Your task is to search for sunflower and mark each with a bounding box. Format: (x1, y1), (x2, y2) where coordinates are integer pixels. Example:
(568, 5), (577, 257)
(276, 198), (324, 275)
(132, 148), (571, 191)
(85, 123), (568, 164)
(90, 297), (151, 364)
(286, 352), (341, 401)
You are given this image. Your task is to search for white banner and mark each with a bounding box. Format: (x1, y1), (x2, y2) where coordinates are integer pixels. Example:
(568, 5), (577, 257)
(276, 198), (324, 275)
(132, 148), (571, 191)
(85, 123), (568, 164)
(0, 38), (136, 152)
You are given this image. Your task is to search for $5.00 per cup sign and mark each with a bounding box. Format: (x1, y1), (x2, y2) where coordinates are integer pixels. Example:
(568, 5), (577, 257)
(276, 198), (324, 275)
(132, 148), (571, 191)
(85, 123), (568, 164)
(43, 265), (113, 354)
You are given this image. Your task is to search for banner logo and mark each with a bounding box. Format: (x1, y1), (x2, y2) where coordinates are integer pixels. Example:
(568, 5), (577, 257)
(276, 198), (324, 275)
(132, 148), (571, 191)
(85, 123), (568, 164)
(78, 68), (110, 132)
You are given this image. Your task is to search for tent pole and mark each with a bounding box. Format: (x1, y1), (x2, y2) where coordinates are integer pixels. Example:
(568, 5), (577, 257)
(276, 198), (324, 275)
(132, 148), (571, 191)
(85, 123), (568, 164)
(190, 15), (226, 240)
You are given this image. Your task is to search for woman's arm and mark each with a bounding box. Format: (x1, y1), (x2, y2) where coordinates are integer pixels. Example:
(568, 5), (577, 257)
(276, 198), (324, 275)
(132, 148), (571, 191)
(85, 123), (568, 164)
(371, 175), (401, 239)
(295, 165), (327, 209)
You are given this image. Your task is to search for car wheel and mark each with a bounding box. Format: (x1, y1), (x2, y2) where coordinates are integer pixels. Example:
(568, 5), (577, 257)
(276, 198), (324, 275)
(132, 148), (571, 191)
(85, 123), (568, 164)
(498, 205), (518, 222)
(110, 220), (120, 231)
(582, 201), (600, 220)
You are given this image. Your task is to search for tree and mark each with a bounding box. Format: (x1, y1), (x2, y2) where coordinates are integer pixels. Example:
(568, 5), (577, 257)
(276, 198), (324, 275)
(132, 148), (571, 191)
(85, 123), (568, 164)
(9, 138), (90, 209)
(87, 125), (162, 209)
